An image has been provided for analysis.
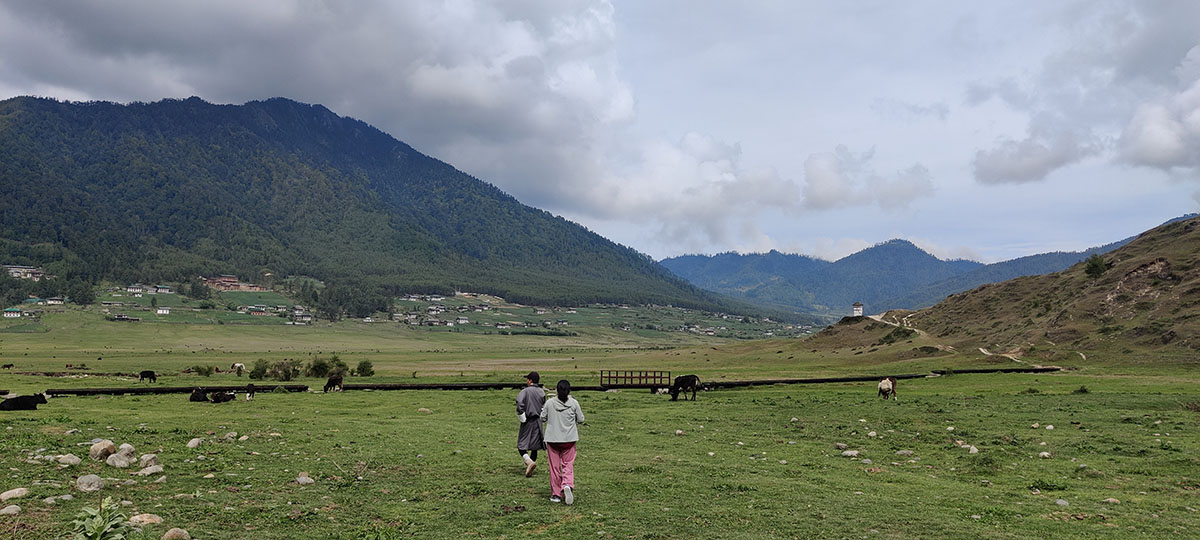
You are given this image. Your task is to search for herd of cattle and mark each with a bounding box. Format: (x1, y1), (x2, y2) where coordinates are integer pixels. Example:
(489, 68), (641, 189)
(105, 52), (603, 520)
(3, 366), (898, 410)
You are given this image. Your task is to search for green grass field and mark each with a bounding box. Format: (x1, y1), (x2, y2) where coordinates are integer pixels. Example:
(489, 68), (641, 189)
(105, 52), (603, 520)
(1, 307), (1198, 539)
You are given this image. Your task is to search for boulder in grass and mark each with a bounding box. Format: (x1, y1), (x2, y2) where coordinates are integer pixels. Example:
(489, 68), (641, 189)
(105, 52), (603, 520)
(162, 528), (191, 540)
(139, 454), (159, 468)
(186, 438), (203, 449)
(135, 465), (164, 477)
(841, 450), (860, 457)
(0, 505), (19, 516)
(129, 513), (163, 526)
(1103, 498), (1121, 504)
(89, 440), (116, 461)
(107, 453), (134, 469)
(0, 488), (28, 502)
(76, 475), (104, 492)
(58, 454), (82, 466)
(296, 472), (314, 485)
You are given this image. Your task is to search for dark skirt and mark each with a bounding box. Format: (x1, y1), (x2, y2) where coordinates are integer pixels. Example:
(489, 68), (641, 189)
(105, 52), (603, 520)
(518, 419), (545, 451)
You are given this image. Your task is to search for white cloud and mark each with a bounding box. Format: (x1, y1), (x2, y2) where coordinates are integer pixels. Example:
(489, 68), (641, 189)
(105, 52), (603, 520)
(802, 146), (934, 210)
(973, 127), (1100, 184)
(1119, 77), (1200, 172)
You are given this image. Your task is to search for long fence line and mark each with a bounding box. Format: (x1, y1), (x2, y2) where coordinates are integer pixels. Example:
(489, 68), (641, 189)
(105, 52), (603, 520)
(28, 366), (1063, 397)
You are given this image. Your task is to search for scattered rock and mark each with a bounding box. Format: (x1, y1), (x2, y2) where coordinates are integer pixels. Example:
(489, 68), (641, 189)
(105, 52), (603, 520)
(841, 450), (860, 457)
(117, 443), (136, 456)
(76, 475), (104, 492)
(65, 429), (80, 435)
(58, 494), (73, 501)
(0, 488), (28, 502)
(186, 438), (203, 449)
(867, 431), (877, 437)
(967, 446), (979, 454)
(139, 454), (159, 468)
(58, 454), (82, 466)
(223, 432), (237, 441)
(1103, 498), (1120, 504)
(946, 426), (955, 431)
(417, 407), (432, 413)
(106, 453), (134, 468)
(707, 452), (715, 456)
(135, 465), (164, 477)
(89, 440), (117, 461)
(238, 435), (249, 441)
(130, 513), (163, 526)
(674, 430), (684, 436)
(202, 474), (215, 479)
(790, 417), (799, 423)
(154, 476), (167, 484)
(1039, 452), (1052, 458)
(296, 472), (314, 485)
(1056, 499), (1069, 507)
(43, 496), (57, 505)
(162, 528), (191, 540)
(861, 458), (873, 464)
(896, 450), (914, 456)
(1045, 425), (1054, 430)
(0, 505), (19, 515)
(971, 515), (981, 520)
(120, 500), (133, 506)
(834, 443), (848, 450)
(1031, 423), (1040, 429)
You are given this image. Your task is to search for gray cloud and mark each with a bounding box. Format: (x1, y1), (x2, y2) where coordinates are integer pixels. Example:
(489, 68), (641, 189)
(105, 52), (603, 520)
(802, 146), (934, 210)
(973, 127), (1100, 184)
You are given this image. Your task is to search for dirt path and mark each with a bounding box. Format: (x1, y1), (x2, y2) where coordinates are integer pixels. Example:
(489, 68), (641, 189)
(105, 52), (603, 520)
(978, 347), (1026, 364)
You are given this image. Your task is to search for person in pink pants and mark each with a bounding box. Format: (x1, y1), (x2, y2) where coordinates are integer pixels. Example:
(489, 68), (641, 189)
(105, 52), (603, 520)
(540, 379), (585, 505)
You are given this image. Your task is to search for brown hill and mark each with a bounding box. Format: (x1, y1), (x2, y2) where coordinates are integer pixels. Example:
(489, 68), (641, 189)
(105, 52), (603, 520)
(908, 217), (1200, 358)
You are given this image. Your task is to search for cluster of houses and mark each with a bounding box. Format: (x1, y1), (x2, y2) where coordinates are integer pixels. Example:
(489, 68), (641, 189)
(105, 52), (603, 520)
(236, 304), (314, 323)
(3, 264), (49, 281)
(202, 275), (269, 292)
(122, 284), (174, 297)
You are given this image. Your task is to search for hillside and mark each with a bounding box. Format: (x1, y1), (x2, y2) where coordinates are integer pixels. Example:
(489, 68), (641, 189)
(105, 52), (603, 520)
(0, 96), (733, 312)
(661, 240), (983, 317)
(908, 216), (1200, 357)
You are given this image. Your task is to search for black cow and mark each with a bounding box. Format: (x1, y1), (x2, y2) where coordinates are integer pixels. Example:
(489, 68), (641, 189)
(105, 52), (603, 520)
(1, 363), (13, 369)
(245, 383), (256, 401)
(210, 391), (235, 403)
(324, 375), (343, 393)
(669, 375), (701, 401)
(139, 370), (157, 383)
(1, 393), (48, 411)
(189, 388), (209, 402)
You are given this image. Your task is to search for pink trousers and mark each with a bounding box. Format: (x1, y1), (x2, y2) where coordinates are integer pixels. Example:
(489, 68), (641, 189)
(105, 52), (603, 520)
(546, 441), (577, 497)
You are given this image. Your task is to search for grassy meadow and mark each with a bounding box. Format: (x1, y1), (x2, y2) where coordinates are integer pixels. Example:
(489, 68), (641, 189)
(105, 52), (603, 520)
(1, 306), (1198, 539)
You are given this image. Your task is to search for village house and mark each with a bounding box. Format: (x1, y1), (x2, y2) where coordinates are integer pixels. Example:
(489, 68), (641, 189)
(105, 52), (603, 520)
(126, 284), (144, 294)
(156, 306), (170, 315)
(46, 297), (65, 305)
(3, 307), (22, 318)
(3, 265), (46, 281)
(456, 316), (469, 325)
(295, 312), (313, 323)
(153, 284), (174, 294)
(852, 302), (864, 317)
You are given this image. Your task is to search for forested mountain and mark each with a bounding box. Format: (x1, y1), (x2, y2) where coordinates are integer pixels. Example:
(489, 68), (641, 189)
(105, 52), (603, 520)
(909, 216), (1200, 355)
(659, 230), (1170, 319)
(0, 96), (736, 312)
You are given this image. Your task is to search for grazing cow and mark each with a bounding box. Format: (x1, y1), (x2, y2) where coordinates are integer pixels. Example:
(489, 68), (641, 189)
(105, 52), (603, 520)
(245, 383), (256, 401)
(324, 375), (343, 393)
(189, 388), (209, 402)
(209, 391), (235, 403)
(1, 393), (48, 411)
(878, 377), (897, 400)
(231, 363), (246, 376)
(669, 375), (701, 402)
(138, 370), (157, 383)
(1, 363), (13, 369)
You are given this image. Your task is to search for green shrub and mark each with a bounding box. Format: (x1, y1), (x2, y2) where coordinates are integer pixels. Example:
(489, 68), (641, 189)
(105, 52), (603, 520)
(1019, 387), (1040, 394)
(267, 359), (303, 381)
(355, 360), (375, 377)
(306, 355), (349, 378)
(71, 496), (132, 540)
(192, 365), (214, 377)
(249, 359), (268, 380)
(1072, 385), (1090, 394)
(1085, 254), (1108, 278)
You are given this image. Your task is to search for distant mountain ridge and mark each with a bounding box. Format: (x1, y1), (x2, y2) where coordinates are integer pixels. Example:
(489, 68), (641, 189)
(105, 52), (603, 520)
(0, 96), (739, 313)
(660, 216), (1197, 319)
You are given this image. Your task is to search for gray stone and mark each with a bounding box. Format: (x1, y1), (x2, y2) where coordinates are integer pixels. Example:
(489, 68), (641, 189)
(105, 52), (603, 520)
(0, 505), (19, 515)
(106, 453), (134, 468)
(0, 488), (28, 502)
(296, 472), (314, 485)
(1038, 452), (1052, 458)
(1056, 499), (1069, 507)
(967, 445), (979, 454)
(58, 454), (82, 466)
(162, 528), (191, 540)
(129, 513), (162, 526)
(117, 443), (136, 457)
(1103, 498), (1120, 504)
(89, 440), (117, 461)
(861, 458), (873, 464)
(58, 494), (73, 501)
(153, 476), (167, 484)
(896, 450), (914, 456)
(834, 443), (848, 450)
(186, 438), (203, 449)
(76, 474), (105, 492)
(139, 454), (159, 468)
(135, 465), (164, 477)
(841, 450), (859, 457)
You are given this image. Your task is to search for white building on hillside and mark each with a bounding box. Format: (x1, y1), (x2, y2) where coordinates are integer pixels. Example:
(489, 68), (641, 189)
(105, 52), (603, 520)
(852, 302), (863, 317)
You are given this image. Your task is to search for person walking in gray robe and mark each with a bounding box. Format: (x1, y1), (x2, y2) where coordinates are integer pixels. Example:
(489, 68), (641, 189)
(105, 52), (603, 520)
(516, 371), (546, 477)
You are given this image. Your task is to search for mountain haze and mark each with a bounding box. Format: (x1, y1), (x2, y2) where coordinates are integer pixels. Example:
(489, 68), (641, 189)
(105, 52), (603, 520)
(0, 96), (732, 311)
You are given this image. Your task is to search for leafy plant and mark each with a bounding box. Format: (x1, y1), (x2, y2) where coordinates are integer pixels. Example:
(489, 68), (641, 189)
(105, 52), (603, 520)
(1085, 254), (1108, 278)
(191, 365), (214, 377)
(71, 497), (132, 540)
(249, 359), (269, 380)
(355, 360), (375, 377)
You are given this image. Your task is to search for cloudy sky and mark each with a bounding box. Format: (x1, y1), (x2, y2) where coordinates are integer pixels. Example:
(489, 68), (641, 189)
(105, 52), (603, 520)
(1, 1), (1197, 262)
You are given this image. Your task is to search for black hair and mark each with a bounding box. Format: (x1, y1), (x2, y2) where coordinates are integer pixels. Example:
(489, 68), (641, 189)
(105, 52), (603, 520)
(556, 379), (571, 403)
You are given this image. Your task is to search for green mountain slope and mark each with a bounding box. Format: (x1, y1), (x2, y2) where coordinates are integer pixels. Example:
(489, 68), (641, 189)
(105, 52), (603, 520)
(0, 96), (729, 310)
